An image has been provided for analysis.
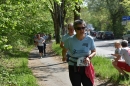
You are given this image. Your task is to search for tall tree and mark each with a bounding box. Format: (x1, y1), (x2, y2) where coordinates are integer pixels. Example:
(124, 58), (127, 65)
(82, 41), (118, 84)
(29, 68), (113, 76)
(45, 0), (84, 43)
(0, 0), (53, 53)
(74, 2), (81, 20)
(45, 0), (66, 43)
(86, 0), (110, 30)
(86, 0), (128, 37)
(105, 0), (128, 36)
(121, 0), (130, 30)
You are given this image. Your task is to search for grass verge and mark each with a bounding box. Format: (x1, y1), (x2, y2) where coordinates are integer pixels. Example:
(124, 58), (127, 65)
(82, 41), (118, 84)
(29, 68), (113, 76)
(0, 45), (38, 86)
(52, 42), (130, 85)
(52, 42), (62, 56)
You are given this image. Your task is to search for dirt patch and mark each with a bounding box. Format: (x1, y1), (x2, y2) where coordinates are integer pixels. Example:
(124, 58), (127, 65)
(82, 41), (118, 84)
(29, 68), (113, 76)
(28, 41), (124, 86)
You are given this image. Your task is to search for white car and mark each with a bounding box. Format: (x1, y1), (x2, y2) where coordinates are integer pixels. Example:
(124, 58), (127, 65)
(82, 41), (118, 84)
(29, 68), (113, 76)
(122, 30), (130, 42)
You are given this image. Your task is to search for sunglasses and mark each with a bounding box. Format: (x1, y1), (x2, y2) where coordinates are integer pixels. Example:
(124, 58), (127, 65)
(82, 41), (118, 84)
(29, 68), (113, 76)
(76, 27), (86, 30)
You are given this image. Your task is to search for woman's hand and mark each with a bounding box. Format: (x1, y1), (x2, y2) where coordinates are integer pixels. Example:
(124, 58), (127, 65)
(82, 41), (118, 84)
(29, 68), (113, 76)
(84, 57), (90, 65)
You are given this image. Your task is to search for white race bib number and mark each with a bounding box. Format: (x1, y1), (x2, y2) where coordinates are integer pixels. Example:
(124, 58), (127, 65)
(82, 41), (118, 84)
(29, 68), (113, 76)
(77, 57), (88, 66)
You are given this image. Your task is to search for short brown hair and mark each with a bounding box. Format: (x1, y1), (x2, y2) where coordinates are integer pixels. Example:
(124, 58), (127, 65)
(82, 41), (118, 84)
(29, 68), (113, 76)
(121, 40), (128, 47)
(73, 19), (87, 30)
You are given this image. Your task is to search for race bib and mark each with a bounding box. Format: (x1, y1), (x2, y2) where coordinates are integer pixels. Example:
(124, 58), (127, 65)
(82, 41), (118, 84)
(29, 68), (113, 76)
(77, 57), (88, 66)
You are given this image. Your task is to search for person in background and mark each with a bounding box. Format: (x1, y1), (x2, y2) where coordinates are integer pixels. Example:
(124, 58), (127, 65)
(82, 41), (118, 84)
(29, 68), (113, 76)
(112, 40), (130, 79)
(35, 34), (45, 58)
(111, 41), (123, 60)
(60, 23), (75, 62)
(34, 34), (38, 46)
(42, 33), (47, 56)
(53, 34), (55, 38)
(48, 33), (52, 42)
(62, 19), (96, 86)
(86, 29), (90, 35)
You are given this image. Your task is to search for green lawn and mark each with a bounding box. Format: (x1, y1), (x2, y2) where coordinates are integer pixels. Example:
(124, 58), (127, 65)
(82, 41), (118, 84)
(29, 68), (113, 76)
(0, 46), (38, 86)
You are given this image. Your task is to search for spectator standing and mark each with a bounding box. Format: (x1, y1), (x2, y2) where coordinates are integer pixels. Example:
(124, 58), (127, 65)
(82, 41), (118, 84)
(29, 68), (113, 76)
(34, 34), (37, 46)
(48, 33), (52, 42)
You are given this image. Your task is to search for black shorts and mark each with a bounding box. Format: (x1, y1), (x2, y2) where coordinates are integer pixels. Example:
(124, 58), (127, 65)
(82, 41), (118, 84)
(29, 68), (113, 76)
(37, 46), (43, 53)
(43, 43), (46, 48)
(69, 65), (92, 86)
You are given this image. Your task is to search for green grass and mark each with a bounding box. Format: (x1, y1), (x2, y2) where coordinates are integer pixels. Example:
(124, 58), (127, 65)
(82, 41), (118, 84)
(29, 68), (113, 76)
(92, 56), (119, 80)
(52, 42), (62, 56)
(0, 45), (38, 86)
(52, 43), (130, 85)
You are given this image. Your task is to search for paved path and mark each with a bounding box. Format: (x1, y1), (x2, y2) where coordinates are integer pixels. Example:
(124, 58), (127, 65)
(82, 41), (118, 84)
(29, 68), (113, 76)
(28, 47), (72, 86)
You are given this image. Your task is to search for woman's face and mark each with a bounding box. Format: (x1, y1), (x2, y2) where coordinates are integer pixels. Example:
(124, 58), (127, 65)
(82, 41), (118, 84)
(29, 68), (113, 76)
(75, 24), (86, 35)
(37, 34), (41, 39)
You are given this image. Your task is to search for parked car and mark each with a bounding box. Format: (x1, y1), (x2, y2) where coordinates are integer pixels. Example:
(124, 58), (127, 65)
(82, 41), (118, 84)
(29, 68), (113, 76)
(90, 31), (96, 37)
(102, 31), (114, 40)
(96, 31), (104, 39)
(122, 30), (130, 42)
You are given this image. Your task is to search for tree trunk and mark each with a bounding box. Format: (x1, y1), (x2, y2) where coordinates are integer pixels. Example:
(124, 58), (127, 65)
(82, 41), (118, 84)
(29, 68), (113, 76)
(53, 2), (60, 44)
(74, 3), (81, 21)
(60, 0), (66, 35)
(53, 1), (66, 44)
(48, 0), (66, 43)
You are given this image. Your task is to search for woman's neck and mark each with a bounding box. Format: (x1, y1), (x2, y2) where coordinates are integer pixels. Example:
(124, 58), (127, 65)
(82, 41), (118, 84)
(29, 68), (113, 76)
(38, 37), (41, 40)
(76, 34), (85, 40)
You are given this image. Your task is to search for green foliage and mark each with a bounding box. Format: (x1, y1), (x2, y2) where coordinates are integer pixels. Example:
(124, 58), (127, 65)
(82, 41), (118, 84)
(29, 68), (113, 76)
(52, 42), (62, 56)
(83, 0), (110, 31)
(92, 56), (130, 85)
(92, 56), (118, 79)
(0, 36), (11, 51)
(0, 0), (53, 54)
(121, 0), (130, 12)
(84, 0), (129, 37)
(0, 46), (38, 86)
(121, 0), (130, 31)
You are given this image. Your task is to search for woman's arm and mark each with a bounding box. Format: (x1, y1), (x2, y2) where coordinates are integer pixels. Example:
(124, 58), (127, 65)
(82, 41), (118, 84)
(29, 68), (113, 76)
(88, 49), (96, 60)
(60, 41), (64, 49)
(84, 49), (96, 65)
(62, 47), (68, 61)
(41, 38), (45, 43)
(114, 54), (121, 62)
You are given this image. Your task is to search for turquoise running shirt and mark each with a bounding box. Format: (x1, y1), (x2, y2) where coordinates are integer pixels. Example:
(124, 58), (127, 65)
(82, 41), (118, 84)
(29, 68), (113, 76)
(61, 33), (74, 55)
(61, 33), (74, 42)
